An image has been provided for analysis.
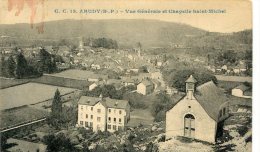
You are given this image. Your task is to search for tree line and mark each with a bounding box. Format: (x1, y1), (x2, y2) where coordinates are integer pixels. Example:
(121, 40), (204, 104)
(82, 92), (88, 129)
(0, 47), (58, 79)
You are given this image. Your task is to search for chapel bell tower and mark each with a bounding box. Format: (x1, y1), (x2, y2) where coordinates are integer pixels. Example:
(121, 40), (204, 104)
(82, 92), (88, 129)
(185, 75), (197, 99)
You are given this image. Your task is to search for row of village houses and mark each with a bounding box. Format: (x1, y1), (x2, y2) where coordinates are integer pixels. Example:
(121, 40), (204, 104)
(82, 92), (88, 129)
(1, 45), (168, 75)
(36, 69), (177, 96)
(206, 62), (250, 75)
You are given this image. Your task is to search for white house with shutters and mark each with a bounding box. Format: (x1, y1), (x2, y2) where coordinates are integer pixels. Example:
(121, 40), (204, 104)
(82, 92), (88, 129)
(77, 95), (130, 132)
(166, 75), (229, 143)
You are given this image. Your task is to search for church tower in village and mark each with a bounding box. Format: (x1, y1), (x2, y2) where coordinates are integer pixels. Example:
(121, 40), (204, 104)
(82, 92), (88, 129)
(185, 75), (197, 99)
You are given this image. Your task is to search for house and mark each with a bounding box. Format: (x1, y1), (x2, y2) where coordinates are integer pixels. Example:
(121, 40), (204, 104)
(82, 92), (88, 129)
(89, 81), (105, 91)
(137, 80), (154, 95)
(121, 77), (136, 87)
(165, 86), (178, 95)
(232, 84), (252, 98)
(166, 75), (229, 143)
(77, 96), (130, 132)
(156, 61), (163, 67)
(91, 64), (101, 70)
(221, 65), (228, 71)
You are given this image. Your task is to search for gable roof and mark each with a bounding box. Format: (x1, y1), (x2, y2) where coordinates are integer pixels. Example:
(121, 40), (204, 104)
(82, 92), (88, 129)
(185, 75), (197, 83)
(194, 81), (228, 121)
(105, 98), (129, 109)
(78, 96), (129, 109)
(168, 81), (228, 122)
(78, 96), (101, 106)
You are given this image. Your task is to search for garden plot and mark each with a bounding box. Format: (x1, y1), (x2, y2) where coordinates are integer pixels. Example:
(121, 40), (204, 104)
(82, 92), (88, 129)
(0, 106), (49, 129)
(0, 82), (77, 110)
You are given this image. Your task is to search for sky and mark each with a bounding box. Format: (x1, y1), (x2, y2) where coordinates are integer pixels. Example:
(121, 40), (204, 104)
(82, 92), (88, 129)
(0, 0), (252, 33)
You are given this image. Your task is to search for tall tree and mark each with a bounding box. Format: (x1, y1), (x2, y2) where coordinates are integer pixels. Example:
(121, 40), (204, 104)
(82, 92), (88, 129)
(38, 48), (57, 73)
(15, 53), (28, 78)
(6, 56), (16, 78)
(50, 89), (63, 124)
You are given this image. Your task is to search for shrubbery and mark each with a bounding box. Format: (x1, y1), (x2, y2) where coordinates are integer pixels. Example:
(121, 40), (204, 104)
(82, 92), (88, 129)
(123, 92), (148, 109)
(92, 38), (118, 49)
(151, 92), (174, 122)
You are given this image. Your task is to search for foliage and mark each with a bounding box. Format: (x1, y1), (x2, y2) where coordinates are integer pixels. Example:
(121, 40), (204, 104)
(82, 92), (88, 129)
(0, 51), (41, 78)
(92, 38), (118, 49)
(85, 85), (136, 100)
(216, 50), (237, 65)
(0, 133), (8, 151)
(0, 56), (15, 77)
(6, 56), (16, 77)
(15, 53), (29, 78)
(169, 69), (217, 92)
(139, 66), (149, 73)
(48, 89), (63, 128)
(85, 84), (120, 99)
(38, 47), (57, 73)
(43, 133), (77, 152)
(151, 92), (172, 122)
(61, 106), (78, 127)
(123, 92), (148, 109)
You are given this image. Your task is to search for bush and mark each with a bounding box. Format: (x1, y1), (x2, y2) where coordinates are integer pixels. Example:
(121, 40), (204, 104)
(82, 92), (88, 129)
(123, 93), (148, 109)
(154, 111), (166, 122)
(151, 92), (174, 122)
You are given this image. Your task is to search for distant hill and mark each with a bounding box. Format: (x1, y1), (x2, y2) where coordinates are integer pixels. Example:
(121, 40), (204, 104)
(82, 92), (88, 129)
(0, 19), (252, 51)
(0, 19), (206, 48)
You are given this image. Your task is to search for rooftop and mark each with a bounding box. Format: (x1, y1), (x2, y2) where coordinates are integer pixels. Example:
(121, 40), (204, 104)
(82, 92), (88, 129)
(195, 81), (228, 121)
(185, 75), (197, 83)
(78, 96), (129, 109)
(169, 81), (228, 122)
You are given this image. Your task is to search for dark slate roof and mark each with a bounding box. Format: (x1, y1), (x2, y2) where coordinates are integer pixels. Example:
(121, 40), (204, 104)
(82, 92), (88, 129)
(194, 81), (228, 121)
(78, 96), (101, 106)
(78, 96), (129, 109)
(185, 75), (197, 83)
(234, 84), (250, 92)
(105, 98), (129, 109)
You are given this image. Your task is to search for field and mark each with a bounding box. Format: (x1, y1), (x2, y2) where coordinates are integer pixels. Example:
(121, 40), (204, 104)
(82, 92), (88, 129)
(0, 106), (49, 129)
(48, 69), (108, 80)
(127, 109), (154, 127)
(0, 77), (30, 89)
(0, 82), (77, 110)
(215, 75), (252, 83)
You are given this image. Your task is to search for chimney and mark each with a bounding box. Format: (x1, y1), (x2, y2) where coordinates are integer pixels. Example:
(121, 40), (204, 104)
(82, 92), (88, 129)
(185, 75), (197, 99)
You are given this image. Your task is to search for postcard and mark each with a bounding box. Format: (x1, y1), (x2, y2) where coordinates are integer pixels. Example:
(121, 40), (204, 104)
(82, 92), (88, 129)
(0, 0), (252, 151)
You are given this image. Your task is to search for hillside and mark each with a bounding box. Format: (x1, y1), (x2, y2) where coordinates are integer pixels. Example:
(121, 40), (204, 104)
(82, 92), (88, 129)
(0, 19), (252, 51)
(0, 19), (206, 48)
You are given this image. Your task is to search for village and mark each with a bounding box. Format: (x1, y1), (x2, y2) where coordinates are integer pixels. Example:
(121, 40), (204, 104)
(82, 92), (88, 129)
(0, 33), (252, 152)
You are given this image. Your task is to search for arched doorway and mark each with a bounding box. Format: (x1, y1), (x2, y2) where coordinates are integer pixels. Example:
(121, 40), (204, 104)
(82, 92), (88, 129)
(184, 114), (195, 138)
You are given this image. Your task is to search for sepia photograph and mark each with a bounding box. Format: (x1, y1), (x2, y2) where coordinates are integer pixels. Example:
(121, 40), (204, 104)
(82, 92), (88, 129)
(0, 0), (255, 151)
